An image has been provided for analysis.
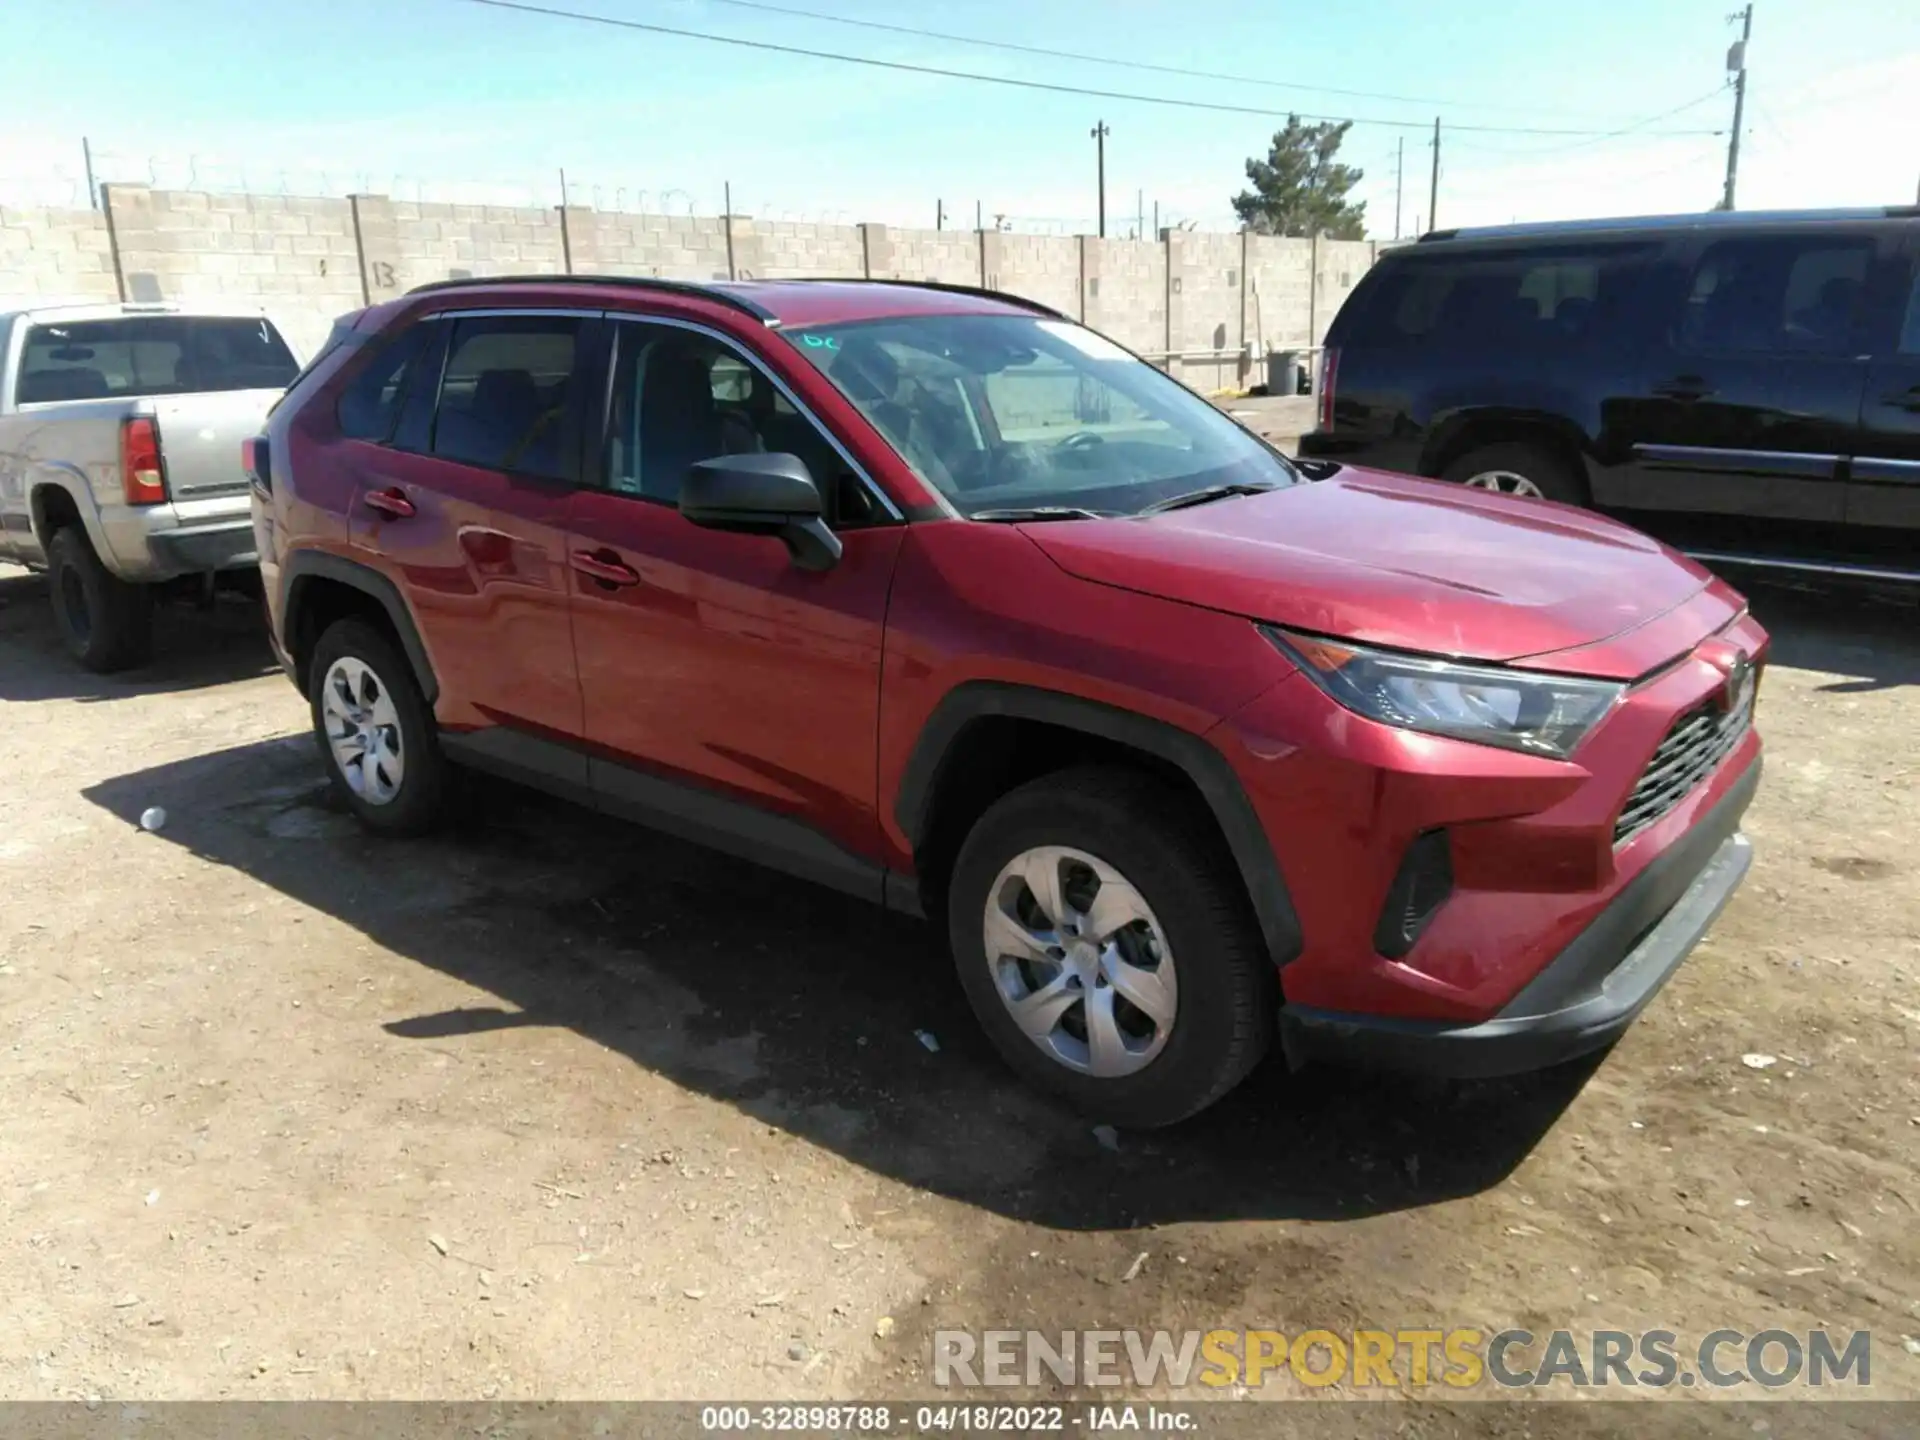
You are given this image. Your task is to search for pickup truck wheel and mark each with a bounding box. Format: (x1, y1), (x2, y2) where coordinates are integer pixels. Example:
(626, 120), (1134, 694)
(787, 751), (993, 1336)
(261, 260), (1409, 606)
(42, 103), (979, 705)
(1442, 442), (1589, 507)
(47, 527), (153, 673)
(947, 767), (1275, 1128)
(308, 618), (448, 836)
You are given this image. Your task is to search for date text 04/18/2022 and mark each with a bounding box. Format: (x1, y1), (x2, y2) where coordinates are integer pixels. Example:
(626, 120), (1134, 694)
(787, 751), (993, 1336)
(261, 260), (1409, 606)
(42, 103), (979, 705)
(697, 1404), (1197, 1432)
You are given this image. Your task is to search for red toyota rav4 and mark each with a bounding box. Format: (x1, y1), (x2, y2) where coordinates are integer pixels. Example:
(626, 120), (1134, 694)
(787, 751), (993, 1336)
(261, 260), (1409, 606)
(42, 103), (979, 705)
(249, 275), (1764, 1127)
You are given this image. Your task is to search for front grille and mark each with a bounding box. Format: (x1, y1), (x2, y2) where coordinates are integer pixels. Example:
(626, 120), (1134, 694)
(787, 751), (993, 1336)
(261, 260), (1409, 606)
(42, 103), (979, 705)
(1614, 684), (1755, 847)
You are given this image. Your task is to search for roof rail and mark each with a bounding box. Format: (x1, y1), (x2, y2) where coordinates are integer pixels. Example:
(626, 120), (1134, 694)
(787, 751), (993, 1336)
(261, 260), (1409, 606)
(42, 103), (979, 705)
(403, 273), (781, 325)
(767, 276), (1066, 320)
(1415, 206), (1916, 244)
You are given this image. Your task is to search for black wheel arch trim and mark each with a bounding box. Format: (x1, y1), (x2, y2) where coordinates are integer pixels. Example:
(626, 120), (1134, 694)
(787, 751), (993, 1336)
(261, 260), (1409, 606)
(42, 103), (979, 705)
(895, 681), (1304, 969)
(281, 551), (439, 706)
(1419, 409), (1597, 482)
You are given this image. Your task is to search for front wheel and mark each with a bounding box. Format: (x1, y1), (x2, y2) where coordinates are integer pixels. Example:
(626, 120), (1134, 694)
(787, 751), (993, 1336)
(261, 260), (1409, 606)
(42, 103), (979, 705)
(1441, 442), (1588, 507)
(308, 618), (448, 836)
(947, 768), (1275, 1128)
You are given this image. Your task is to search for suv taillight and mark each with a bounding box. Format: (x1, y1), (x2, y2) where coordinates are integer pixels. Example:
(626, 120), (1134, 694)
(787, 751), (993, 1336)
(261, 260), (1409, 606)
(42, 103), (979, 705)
(120, 416), (167, 506)
(1316, 346), (1340, 433)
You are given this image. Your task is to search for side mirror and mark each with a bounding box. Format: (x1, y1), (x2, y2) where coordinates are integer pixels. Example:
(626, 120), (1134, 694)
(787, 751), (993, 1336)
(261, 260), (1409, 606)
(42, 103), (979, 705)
(680, 452), (843, 572)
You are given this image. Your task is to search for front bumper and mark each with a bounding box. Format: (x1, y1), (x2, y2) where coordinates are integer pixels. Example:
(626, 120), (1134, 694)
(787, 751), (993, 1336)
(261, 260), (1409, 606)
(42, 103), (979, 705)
(1279, 754), (1759, 1078)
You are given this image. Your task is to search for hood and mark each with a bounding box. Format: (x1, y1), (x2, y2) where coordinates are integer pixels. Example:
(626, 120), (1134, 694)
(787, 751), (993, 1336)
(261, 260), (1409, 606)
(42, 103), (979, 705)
(1025, 468), (1722, 678)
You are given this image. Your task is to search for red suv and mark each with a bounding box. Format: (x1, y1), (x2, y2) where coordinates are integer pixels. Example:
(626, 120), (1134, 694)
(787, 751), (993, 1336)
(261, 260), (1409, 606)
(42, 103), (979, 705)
(249, 276), (1765, 1127)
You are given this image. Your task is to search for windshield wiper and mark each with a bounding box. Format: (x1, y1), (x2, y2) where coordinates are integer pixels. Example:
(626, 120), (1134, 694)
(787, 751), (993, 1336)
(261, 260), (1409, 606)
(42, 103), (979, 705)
(968, 506), (1114, 522)
(1139, 482), (1279, 515)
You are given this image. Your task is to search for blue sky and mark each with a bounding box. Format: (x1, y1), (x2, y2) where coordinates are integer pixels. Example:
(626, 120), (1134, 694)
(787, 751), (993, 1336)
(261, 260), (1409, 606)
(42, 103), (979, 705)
(3, 0), (1916, 233)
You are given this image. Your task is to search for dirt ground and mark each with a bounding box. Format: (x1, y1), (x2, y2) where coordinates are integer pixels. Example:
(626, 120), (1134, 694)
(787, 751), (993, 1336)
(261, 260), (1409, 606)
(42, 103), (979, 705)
(1, 555), (1916, 1422)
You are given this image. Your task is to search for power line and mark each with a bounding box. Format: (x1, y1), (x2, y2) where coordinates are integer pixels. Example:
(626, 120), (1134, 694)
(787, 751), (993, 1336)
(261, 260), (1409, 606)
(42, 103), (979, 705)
(673, 0), (1651, 119)
(1441, 85), (1731, 158)
(451, 0), (1729, 138)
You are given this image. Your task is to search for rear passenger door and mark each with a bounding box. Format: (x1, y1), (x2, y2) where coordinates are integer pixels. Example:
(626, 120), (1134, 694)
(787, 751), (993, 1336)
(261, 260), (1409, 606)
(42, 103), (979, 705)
(1620, 227), (1876, 526)
(565, 315), (906, 887)
(344, 309), (594, 746)
(1850, 229), (1920, 536)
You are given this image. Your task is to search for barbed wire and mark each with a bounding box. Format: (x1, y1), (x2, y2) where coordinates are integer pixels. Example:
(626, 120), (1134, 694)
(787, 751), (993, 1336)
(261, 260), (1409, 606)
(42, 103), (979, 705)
(2, 144), (1295, 243)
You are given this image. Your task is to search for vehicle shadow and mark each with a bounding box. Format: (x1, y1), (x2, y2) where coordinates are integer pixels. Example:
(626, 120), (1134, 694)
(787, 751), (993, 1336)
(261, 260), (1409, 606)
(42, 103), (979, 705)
(83, 736), (1593, 1232)
(0, 568), (278, 702)
(1742, 580), (1920, 693)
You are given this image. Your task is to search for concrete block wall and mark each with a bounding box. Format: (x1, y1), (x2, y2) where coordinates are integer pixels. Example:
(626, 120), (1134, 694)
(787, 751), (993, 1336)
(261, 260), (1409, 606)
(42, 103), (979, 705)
(1313, 239), (1374, 345)
(1245, 233), (1315, 358)
(100, 186), (369, 356)
(567, 209), (734, 281)
(0, 184), (1381, 388)
(1168, 231), (1246, 392)
(1079, 237), (1166, 358)
(868, 226), (983, 286)
(0, 205), (118, 306)
(732, 219), (865, 281)
(982, 233), (1082, 320)
(383, 200), (568, 293)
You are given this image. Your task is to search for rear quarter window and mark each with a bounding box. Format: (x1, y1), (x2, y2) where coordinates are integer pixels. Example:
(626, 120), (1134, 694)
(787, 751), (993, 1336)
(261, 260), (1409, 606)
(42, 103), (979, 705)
(1342, 244), (1657, 354)
(15, 315), (300, 404)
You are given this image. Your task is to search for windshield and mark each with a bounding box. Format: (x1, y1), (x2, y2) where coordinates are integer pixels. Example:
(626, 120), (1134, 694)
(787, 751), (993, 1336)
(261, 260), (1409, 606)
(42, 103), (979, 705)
(784, 313), (1296, 518)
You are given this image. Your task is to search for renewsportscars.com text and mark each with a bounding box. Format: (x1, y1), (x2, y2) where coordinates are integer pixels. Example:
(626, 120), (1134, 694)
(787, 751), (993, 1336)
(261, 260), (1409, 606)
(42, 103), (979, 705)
(932, 1327), (1874, 1391)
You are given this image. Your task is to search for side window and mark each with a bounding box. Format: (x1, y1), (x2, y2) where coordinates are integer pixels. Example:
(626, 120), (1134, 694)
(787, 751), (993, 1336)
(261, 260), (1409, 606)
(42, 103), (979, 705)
(1675, 238), (1872, 356)
(337, 323), (435, 442)
(1896, 264), (1920, 356)
(429, 314), (584, 479)
(603, 323), (875, 523)
(1352, 247), (1643, 351)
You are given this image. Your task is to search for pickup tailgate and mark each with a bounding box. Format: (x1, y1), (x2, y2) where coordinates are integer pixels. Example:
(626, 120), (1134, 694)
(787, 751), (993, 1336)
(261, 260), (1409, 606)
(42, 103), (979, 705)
(153, 390), (283, 500)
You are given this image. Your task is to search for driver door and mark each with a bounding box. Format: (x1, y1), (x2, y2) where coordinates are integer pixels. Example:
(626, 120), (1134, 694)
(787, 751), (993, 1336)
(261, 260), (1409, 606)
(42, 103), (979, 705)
(565, 316), (907, 890)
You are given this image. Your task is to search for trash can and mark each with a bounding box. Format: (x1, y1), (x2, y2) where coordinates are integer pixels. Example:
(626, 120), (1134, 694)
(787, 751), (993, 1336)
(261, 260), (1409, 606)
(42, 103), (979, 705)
(1266, 349), (1302, 398)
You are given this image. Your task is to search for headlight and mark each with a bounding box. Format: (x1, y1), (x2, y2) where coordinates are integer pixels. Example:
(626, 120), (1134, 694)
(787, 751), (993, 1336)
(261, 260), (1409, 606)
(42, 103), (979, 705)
(1264, 627), (1623, 759)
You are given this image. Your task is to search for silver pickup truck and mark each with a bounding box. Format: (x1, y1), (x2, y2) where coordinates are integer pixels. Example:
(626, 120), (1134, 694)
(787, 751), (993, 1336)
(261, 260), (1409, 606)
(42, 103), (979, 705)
(0, 301), (302, 671)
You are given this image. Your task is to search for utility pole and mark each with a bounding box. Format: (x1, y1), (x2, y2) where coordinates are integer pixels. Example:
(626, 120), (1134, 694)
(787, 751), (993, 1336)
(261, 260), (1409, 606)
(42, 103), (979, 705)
(82, 136), (100, 211)
(937, 198), (945, 231)
(1091, 120), (1110, 238)
(1427, 117), (1440, 233)
(1137, 188), (1144, 241)
(1721, 5), (1753, 211)
(976, 199), (983, 229)
(1394, 137), (1404, 240)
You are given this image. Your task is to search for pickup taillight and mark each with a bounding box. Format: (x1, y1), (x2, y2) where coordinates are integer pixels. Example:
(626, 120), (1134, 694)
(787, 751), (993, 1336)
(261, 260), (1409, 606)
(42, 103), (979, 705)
(120, 417), (167, 506)
(1316, 347), (1340, 433)
(242, 435), (271, 493)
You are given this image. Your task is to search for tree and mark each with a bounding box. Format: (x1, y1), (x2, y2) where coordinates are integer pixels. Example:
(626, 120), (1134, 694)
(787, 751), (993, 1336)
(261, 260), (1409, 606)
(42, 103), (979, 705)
(1232, 116), (1368, 239)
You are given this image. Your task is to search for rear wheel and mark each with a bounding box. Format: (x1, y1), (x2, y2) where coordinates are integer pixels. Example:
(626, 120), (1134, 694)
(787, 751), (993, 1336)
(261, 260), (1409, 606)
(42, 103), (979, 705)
(1442, 442), (1588, 506)
(947, 767), (1274, 1128)
(46, 526), (153, 673)
(309, 618), (448, 836)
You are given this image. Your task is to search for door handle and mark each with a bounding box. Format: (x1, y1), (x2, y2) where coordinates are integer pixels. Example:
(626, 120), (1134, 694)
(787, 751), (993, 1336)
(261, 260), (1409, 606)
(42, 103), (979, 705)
(363, 487), (415, 519)
(1879, 387), (1920, 412)
(1652, 377), (1714, 402)
(571, 549), (642, 588)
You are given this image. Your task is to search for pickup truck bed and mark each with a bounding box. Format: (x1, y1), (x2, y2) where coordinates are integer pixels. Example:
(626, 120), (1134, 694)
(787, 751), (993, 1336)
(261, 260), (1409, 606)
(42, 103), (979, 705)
(0, 303), (302, 670)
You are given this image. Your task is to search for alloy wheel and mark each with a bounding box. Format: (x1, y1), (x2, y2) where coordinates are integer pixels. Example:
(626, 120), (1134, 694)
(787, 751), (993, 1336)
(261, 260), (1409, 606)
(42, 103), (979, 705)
(1462, 468), (1545, 499)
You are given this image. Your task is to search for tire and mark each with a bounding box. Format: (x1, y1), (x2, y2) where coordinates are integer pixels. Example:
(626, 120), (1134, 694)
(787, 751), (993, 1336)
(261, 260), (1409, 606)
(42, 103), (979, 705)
(1441, 442), (1589, 506)
(947, 766), (1275, 1128)
(308, 617), (448, 836)
(46, 527), (154, 673)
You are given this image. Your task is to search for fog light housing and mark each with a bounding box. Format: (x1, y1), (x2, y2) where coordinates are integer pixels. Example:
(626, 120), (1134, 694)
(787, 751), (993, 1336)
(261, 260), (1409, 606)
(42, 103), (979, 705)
(1374, 829), (1454, 959)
